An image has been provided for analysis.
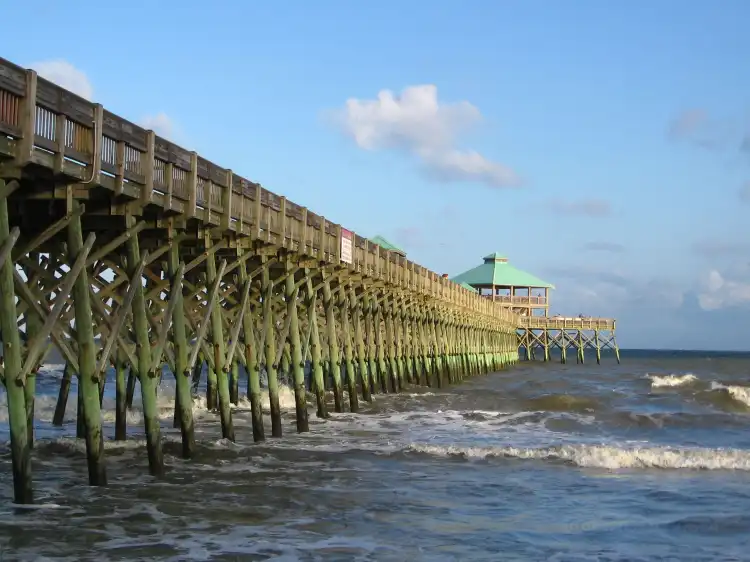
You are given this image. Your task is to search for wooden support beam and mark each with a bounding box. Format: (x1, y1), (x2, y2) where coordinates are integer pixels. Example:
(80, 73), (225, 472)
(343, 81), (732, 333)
(0, 182), (33, 503)
(285, 262), (309, 433)
(67, 202), (107, 487)
(18, 232), (96, 383)
(0, 226), (19, 270)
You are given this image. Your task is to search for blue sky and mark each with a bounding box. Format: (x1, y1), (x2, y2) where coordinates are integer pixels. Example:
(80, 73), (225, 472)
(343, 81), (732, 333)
(3, 0), (749, 350)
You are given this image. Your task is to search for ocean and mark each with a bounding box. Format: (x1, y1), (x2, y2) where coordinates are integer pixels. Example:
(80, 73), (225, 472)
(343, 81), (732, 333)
(0, 349), (749, 561)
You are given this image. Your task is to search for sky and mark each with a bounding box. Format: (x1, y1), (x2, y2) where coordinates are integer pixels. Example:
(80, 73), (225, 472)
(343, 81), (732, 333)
(2, 0), (749, 350)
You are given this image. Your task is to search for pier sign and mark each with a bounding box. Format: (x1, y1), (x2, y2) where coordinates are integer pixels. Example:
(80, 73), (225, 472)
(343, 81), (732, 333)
(340, 228), (353, 264)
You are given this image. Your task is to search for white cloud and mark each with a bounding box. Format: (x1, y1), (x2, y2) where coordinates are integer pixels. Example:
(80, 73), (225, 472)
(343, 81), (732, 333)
(139, 112), (175, 140)
(29, 59), (180, 143)
(332, 84), (520, 188)
(30, 59), (94, 100)
(697, 270), (750, 310)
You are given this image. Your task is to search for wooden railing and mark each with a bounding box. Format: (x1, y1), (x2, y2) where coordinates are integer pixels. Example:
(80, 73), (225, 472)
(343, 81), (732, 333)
(518, 317), (616, 330)
(0, 57), (520, 325)
(481, 295), (548, 305)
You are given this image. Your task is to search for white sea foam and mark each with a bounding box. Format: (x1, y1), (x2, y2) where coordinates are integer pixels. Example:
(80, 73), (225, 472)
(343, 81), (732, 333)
(0, 367), (300, 426)
(711, 382), (750, 408)
(407, 442), (750, 470)
(647, 373), (698, 388)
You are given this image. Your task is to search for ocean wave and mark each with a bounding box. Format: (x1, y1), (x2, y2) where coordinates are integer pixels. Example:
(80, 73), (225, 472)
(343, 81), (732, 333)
(406, 442), (750, 470)
(710, 382), (750, 408)
(647, 373), (698, 388)
(522, 394), (602, 413)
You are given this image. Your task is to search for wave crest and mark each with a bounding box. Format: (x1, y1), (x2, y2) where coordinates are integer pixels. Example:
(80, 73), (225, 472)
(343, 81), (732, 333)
(647, 374), (698, 388)
(407, 443), (750, 470)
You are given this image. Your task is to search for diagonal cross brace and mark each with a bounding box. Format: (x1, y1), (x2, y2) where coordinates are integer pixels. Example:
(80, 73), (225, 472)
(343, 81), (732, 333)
(96, 250), (149, 377)
(223, 277), (252, 373)
(148, 262), (185, 374)
(13, 259), (80, 373)
(187, 259), (227, 372)
(0, 226), (19, 270)
(18, 232), (96, 384)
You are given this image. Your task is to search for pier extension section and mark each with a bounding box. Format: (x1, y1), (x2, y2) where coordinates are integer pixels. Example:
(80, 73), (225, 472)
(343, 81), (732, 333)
(517, 316), (620, 364)
(0, 56), (520, 503)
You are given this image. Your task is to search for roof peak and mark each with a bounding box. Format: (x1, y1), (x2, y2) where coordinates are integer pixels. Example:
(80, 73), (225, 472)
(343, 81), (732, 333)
(483, 252), (508, 263)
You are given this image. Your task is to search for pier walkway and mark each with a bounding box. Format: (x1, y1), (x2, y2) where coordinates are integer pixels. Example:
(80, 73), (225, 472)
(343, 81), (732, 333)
(0, 57), (521, 503)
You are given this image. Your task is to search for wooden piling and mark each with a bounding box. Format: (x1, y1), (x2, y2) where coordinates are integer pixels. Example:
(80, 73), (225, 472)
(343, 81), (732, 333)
(0, 182), (33, 504)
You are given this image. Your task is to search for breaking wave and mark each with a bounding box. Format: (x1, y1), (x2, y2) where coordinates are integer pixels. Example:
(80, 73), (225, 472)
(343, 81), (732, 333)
(407, 443), (750, 470)
(711, 382), (750, 408)
(648, 374), (698, 388)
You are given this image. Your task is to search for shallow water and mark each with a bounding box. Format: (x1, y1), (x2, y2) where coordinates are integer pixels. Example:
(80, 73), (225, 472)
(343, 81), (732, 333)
(1, 350), (750, 561)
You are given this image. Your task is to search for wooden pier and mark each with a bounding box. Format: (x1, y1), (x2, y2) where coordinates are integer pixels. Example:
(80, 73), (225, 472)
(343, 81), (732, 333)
(0, 56), (522, 503)
(516, 316), (620, 364)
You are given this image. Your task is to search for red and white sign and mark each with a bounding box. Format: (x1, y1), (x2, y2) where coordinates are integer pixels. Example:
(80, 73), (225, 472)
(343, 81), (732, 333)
(340, 228), (353, 264)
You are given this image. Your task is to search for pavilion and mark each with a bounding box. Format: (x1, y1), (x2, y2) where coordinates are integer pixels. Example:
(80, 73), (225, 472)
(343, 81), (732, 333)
(450, 253), (554, 317)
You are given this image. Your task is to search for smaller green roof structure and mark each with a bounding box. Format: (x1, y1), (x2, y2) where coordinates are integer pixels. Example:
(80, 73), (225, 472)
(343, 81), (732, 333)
(459, 282), (478, 293)
(451, 253), (555, 289)
(369, 235), (406, 257)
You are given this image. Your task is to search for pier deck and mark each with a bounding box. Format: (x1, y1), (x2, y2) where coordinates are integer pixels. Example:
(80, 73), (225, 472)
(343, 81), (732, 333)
(0, 56), (521, 503)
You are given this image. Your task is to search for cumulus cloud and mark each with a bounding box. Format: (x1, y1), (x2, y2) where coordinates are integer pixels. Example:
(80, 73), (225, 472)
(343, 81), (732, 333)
(30, 59), (94, 100)
(544, 265), (685, 316)
(139, 112), (176, 140)
(546, 198), (612, 218)
(29, 59), (181, 143)
(582, 241), (626, 253)
(697, 270), (750, 310)
(331, 84), (520, 188)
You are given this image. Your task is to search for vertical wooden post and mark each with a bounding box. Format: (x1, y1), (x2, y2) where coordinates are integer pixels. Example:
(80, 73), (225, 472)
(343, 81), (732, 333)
(560, 330), (567, 364)
(339, 282), (359, 412)
(305, 274), (328, 418)
(23, 255), (42, 447)
(594, 330), (602, 365)
(125, 214), (164, 477)
(53, 361), (73, 426)
(68, 202), (107, 486)
(204, 233), (235, 441)
(0, 183), (32, 503)
(285, 264), (309, 433)
(114, 351), (128, 440)
(322, 277), (344, 411)
(230, 360), (240, 405)
(239, 257), (265, 441)
(262, 257), (283, 437)
(384, 297), (399, 392)
(363, 293), (379, 394)
(168, 235), (196, 456)
(351, 286), (372, 402)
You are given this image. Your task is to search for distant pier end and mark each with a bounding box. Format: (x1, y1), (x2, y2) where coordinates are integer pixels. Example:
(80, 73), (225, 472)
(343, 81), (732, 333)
(450, 253), (620, 363)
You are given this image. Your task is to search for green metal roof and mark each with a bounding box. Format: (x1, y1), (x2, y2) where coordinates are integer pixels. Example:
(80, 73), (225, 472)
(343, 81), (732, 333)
(450, 253), (555, 289)
(370, 235), (406, 256)
(459, 282), (478, 293)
